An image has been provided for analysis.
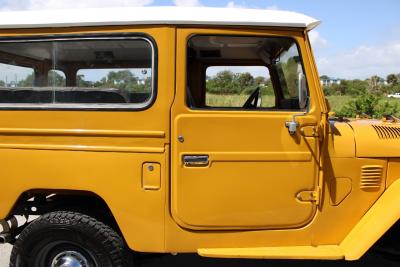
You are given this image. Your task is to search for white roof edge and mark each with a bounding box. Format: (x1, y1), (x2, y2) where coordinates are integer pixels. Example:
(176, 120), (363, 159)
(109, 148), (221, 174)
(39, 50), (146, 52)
(0, 6), (320, 31)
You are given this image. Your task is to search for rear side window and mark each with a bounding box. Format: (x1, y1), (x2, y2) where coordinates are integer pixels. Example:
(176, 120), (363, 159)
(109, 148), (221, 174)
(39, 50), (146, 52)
(0, 37), (155, 109)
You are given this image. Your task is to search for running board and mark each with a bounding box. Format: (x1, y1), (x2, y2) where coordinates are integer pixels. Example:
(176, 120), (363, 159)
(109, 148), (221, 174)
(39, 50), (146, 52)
(198, 245), (344, 260)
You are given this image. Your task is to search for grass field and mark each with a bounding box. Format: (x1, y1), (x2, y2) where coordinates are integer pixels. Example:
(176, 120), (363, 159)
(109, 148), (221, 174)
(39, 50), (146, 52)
(206, 94), (400, 117)
(326, 95), (353, 112)
(206, 94), (353, 111)
(206, 94), (275, 108)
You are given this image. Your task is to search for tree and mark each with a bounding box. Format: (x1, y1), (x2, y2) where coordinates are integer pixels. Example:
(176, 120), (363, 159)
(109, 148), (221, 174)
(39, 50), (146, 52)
(368, 75), (382, 94)
(131, 77), (152, 93)
(105, 70), (138, 91)
(18, 73), (35, 87)
(237, 72), (254, 88)
(254, 76), (266, 86)
(93, 77), (107, 88)
(48, 70), (66, 87)
(343, 79), (368, 96)
(77, 74), (93, 87)
(387, 74), (399, 85)
(206, 70), (240, 94)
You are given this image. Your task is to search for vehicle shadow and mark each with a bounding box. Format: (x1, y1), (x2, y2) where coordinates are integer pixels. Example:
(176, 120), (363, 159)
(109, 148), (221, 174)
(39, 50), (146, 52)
(136, 251), (399, 267)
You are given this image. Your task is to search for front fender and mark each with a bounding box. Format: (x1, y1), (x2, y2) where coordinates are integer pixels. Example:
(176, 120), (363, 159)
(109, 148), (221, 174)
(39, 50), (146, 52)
(350, 120), (400, 157)
(340, 178), (400, 260)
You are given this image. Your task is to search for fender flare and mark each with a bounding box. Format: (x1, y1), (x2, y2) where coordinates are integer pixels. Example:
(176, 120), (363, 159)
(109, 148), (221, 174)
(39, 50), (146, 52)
(340, 179), (400, 260)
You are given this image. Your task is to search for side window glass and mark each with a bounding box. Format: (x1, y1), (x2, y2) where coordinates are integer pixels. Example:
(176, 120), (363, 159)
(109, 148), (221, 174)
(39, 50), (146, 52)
(205, 66), (274, 108)
(0, 38), (154, 109)
(187, 35), (309, 111)
(0, 64), (35, 88)
(76, 68), (152, 104)
(48, 70), (66, 87)
(275, 44), (305, 100)
(0, 64), (37, 103)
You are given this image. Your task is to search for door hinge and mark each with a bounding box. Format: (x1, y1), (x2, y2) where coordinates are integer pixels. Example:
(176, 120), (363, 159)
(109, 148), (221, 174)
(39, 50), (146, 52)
(296, 186), (321, 205)
(300, 125), (319, 137)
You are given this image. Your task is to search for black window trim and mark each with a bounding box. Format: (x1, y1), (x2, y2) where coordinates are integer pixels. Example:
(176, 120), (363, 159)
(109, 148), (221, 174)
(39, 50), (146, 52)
(0, 33), (158, 111)
(186, 34), (310, 113)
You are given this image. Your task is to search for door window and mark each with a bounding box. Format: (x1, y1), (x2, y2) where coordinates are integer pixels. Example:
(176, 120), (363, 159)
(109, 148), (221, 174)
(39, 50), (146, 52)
(205, 66), (275, 108)
(187, 35), (309, 111)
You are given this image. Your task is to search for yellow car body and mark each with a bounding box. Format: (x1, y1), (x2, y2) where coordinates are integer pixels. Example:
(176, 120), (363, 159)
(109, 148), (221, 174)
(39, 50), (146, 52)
(0, 6), (398, 262)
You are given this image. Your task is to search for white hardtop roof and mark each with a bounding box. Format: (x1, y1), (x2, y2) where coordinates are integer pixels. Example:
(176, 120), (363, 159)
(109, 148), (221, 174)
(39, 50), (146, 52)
(0, 6), (320, 31)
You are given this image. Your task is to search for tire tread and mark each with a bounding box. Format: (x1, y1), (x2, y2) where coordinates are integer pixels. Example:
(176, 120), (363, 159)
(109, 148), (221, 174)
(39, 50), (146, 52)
(10, 211), (129, 267)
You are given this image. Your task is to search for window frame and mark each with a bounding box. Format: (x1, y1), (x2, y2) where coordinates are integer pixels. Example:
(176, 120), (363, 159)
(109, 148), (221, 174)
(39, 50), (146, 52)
(186, 34), (310, 112)
(0, 34), (157, 111)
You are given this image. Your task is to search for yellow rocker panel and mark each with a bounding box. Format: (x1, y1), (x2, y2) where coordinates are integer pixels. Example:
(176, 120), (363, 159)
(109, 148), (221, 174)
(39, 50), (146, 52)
(198, 246), (343, 260)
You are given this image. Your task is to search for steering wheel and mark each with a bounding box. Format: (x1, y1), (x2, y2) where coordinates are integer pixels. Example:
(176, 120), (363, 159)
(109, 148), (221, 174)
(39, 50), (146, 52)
(243, 87), (260, 109)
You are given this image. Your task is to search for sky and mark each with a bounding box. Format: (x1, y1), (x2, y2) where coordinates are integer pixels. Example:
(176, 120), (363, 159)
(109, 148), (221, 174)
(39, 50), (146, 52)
(0, 0), (399, 79)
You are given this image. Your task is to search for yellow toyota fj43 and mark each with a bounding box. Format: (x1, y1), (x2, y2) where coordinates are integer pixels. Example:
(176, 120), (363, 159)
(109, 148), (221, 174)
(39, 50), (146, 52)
(0, 6), (398, 267)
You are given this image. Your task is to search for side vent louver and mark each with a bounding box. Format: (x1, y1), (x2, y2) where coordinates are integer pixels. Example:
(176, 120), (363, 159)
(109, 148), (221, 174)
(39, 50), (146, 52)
(372, 125), (400, 139)
(360, 165), (384, 189)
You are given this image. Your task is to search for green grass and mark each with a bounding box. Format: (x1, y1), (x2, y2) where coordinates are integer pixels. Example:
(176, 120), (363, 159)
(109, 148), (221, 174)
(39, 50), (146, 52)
(206, 94), (400, 117)
(326, 95), (353, 113)
(206, 94), (275, 108)
(206, 94), (353, 111)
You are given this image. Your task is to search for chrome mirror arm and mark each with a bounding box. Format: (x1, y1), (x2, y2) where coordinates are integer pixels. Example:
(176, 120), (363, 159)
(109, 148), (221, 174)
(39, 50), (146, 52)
(285, 112), (307, 135)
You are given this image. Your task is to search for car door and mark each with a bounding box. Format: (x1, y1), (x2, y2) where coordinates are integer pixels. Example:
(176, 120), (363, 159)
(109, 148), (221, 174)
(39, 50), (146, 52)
(171, 28), (322, 230)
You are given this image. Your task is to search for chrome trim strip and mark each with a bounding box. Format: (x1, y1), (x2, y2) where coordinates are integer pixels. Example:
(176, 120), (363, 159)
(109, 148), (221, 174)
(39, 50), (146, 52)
(0, 143), (165, 153)
(0, 128), (165, 137)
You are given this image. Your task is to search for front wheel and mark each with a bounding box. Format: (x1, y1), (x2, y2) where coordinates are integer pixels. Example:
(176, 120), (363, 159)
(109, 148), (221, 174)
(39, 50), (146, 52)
(10, 211), (130, 267)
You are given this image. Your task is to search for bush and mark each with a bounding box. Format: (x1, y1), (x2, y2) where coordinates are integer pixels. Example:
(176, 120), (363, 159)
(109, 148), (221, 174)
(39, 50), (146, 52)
(337, 94), (400, 118)
(337, 94), (378, 117)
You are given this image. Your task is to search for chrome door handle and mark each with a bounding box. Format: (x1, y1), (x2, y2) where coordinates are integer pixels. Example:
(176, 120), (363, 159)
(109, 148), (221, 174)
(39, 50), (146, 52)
(183, 155), (209, 167)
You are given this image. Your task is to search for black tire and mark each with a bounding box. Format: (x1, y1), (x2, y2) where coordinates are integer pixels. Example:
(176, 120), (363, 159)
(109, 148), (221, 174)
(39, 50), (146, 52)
(10, 211), (131, 267)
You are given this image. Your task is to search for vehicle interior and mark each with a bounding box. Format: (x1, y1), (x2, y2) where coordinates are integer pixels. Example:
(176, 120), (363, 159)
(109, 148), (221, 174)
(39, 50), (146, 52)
(187, 35), (309, 111)
(0, 39), (153, 105)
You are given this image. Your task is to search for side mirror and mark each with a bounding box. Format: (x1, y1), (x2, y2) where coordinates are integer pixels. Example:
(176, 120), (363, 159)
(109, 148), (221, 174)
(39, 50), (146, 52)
(325, 98), (336, 117)
(325, 97), (332, 112)
(298, 73), (308, 109)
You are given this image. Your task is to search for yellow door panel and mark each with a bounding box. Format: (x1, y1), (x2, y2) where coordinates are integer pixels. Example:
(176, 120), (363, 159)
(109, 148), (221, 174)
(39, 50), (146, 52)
(172, 114), (319, 229)
(171, 27), (322, 231)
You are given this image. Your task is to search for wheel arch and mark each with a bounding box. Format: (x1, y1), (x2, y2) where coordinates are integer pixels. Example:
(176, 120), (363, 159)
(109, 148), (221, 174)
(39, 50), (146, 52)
(5, 189), (125, 239)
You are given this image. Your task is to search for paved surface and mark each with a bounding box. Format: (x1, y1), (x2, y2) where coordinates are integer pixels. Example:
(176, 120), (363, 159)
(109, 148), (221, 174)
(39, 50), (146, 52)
(134, 252), (399, 267)
(0, 245), (11, 267)
(0, 244), (398, 267)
